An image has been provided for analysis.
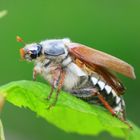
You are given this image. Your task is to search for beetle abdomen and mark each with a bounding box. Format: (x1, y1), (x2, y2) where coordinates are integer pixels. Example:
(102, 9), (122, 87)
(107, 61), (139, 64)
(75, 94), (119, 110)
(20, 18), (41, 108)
(90, 75), (125, 117)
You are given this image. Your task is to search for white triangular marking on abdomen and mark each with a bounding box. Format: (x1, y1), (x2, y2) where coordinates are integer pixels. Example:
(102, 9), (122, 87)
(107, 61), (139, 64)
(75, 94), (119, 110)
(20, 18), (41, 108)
(98, 81), (105, 90)
(112, 90), (117, 97)
(91, 77), (98, 85)
(116, 96), (121, 104)
(114, 103), (122, 112)
(105, 85), (112, 94)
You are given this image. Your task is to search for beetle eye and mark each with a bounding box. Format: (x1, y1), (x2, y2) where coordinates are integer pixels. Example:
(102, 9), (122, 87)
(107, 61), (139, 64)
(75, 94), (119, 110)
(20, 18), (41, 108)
(30, 50), (38, 59)
(29, 44), (42, 59)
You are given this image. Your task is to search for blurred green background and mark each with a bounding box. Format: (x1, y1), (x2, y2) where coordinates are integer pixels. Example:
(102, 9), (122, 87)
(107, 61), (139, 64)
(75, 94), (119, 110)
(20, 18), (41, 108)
(0, 0), (139, 140)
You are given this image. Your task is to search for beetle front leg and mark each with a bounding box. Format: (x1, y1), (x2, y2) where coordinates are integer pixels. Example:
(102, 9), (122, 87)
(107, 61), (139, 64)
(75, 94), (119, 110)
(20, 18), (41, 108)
(33, 65), (42, 81)
(53, 70), (66, 105)
(47, 66), (62, 100)
(47, 80), (56, 100)
(48, 69), (66, 109)
(33, 69), (37, 81)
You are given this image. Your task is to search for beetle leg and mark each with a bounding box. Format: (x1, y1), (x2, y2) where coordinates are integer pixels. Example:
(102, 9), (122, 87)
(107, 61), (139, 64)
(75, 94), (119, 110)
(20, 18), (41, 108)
(96, 92), (132, 129)
(47, 67), (61, 100)
(33, 65), (42, 81)
(69, 88), (98, 97)
(33, 69), (38, 81)
(47, 80), (55, 100)
(71, 88), (132, 128)
(96, 92), (116, 116)
(48, 70), (66, 109)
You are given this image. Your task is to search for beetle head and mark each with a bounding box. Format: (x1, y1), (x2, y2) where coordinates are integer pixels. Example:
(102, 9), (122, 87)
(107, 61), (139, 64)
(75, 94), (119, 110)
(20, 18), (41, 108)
(17, 36), (42, 61)
(17, 36), (71, 63)
(20, 43), (42, 61)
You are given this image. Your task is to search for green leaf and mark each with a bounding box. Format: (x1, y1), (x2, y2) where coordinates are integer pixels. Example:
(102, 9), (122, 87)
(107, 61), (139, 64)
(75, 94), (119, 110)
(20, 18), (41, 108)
(0, 120), (5, 140)
(124, 122), (140, 140)
(0, 80), (140, 139)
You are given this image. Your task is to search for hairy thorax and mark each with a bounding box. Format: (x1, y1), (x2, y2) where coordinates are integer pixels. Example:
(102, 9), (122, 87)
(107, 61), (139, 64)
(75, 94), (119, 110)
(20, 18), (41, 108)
(41, 62), (83, 90)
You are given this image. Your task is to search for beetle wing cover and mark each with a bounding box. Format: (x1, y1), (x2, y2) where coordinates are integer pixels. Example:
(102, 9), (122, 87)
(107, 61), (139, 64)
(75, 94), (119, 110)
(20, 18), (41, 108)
(68, 43), (136, 79)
